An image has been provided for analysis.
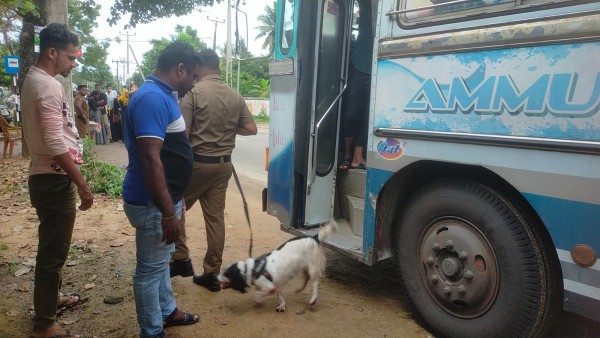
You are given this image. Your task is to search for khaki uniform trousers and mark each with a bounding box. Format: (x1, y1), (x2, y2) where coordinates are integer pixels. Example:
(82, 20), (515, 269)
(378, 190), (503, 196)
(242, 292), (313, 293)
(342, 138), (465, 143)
(174, 160), (233, 275)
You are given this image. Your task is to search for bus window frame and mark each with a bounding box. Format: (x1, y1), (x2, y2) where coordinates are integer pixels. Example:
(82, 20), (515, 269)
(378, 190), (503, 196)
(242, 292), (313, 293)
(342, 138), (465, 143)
(276, 0), (298, 58)
(395, 0), (590, 28)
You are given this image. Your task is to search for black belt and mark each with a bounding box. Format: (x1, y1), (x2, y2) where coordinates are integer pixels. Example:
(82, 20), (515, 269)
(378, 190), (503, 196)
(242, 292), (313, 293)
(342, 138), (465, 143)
(193, 154), (231, 163)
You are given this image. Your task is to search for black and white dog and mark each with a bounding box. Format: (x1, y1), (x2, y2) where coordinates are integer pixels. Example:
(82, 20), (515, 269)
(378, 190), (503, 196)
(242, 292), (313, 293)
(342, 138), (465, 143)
(219, 221), (337, 312)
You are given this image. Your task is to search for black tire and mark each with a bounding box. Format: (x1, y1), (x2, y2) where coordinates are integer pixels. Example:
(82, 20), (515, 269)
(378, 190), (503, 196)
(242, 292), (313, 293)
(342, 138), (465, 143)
(395, 178), (560, 338)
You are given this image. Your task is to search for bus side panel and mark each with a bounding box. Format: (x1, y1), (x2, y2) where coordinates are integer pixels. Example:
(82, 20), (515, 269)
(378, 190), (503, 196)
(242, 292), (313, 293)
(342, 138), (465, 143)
(369, 40), (600, 318)
(374, 42), (600, 142)
(267, 66), (297, 228)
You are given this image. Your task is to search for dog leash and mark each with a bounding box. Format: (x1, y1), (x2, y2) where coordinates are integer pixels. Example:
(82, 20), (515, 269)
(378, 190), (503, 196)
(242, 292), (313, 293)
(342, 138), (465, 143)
(232, 164), (254, 257)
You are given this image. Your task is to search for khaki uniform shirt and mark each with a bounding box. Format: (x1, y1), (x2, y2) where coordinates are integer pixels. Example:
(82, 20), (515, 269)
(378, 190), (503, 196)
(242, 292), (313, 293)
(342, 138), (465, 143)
(180, 74), (253, 157)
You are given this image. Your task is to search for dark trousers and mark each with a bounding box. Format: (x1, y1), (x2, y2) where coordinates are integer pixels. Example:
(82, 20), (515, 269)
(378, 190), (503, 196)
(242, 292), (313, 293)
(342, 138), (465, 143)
(28, 174), (77, 331)
(343, 64), (371, 147)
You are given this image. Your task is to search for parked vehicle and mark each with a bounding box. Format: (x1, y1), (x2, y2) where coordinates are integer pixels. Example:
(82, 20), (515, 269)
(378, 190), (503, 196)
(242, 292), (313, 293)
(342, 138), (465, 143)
(265, 1), (600, 337)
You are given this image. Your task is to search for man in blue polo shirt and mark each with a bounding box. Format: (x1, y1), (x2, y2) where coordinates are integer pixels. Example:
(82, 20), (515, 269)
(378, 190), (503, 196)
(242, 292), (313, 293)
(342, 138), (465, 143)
(122, 41), (201, 338)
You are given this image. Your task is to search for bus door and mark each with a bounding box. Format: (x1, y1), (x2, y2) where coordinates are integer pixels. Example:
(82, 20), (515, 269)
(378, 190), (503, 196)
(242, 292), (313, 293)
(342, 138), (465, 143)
(300, 0), (349, 226)
(268, 0), (350, 228)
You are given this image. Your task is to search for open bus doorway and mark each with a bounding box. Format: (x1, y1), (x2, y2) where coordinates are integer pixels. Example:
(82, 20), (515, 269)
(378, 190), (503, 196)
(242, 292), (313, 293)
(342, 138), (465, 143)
(334, 0), (375, 254)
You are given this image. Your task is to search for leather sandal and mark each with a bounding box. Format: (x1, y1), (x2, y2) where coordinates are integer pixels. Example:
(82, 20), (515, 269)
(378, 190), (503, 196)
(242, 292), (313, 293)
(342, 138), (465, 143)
(163, 308), (200, 328)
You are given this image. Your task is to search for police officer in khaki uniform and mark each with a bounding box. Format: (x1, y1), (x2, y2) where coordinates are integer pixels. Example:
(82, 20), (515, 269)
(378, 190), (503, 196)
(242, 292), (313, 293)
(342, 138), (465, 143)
(171, 49), (257, 291)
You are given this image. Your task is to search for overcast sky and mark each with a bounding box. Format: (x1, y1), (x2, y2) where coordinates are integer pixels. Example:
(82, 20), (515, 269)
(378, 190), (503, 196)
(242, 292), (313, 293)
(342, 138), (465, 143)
(95, 1), (273, 80)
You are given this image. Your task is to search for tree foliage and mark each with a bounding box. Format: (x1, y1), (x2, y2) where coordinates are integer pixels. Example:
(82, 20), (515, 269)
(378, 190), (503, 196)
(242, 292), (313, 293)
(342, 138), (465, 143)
(255, 1), (276, 56)
(131, 25), (208, 85)
(108, 0), (221, 28)
(68, 0), (113, 86)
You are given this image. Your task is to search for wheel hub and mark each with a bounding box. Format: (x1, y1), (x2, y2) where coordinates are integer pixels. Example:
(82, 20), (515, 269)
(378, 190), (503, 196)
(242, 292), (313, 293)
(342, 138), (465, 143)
(419, 217), (499, 318)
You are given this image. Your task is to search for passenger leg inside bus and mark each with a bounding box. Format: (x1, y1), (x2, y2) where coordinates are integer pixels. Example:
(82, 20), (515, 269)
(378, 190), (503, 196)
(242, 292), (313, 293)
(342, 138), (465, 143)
(350, 145), (365, 169)
(339, 137), (353, 170)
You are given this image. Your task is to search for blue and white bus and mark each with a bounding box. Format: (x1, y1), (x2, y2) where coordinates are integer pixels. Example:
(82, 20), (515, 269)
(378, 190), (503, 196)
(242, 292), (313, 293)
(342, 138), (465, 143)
(265, 0), (600, 336)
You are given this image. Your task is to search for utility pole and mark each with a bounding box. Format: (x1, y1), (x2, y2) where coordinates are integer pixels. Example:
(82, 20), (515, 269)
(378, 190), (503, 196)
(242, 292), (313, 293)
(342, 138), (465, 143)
(226, 0), (232, 87)
(120, 31), (136, 89)
(206, 16), (224, 50)
(112, 59), (125, 91)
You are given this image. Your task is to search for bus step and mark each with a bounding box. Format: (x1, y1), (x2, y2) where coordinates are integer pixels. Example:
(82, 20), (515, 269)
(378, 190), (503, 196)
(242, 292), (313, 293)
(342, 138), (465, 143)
(346, 195), (364, 237)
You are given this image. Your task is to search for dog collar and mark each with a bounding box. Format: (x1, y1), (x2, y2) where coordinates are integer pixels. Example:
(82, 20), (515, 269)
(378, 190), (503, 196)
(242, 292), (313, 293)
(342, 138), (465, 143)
(251, 254), (273, 282)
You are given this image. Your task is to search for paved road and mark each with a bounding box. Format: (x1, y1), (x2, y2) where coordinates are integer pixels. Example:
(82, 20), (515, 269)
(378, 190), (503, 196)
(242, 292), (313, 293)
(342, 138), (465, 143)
(232, 125), (268, 183)
(94, 124), (269, 184)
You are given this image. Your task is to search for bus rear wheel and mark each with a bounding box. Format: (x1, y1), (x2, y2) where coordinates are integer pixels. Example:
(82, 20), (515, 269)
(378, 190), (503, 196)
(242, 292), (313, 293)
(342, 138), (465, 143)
(395, 178), (560, 337)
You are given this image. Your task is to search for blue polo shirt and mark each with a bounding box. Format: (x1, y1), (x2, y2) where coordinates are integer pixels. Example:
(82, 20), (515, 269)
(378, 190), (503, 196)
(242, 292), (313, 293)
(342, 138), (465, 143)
(122, 75), (193, 205)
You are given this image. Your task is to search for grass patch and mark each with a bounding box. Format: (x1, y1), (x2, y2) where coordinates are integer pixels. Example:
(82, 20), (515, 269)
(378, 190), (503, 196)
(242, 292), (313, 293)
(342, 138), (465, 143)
(7, 262), (18, 274)
(253, 108), (269, 123)
(0, 243), (8, 250)
(80, 137), (125, 198)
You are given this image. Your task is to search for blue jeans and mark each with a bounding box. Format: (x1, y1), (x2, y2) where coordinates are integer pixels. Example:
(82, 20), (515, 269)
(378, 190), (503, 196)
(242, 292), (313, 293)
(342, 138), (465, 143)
(124, 200), (182, 338)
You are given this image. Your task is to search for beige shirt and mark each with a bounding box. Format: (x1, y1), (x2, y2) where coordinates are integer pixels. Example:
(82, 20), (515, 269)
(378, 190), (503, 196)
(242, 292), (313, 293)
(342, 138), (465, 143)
(180, 74), (253, 157)
(21, 66), (83, 175)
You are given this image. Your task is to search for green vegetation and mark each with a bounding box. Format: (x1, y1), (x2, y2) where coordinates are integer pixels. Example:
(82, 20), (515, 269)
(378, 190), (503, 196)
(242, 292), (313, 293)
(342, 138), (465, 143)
(253, 108), (269, 123)
(0, 243), (8, 250)
(80, 137), (125, 198)
(7, 262), (18, 274)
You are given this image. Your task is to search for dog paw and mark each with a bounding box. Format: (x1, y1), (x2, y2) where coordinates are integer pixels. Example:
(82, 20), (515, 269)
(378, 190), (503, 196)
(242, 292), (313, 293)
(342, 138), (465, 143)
(275, 304), (286, 312)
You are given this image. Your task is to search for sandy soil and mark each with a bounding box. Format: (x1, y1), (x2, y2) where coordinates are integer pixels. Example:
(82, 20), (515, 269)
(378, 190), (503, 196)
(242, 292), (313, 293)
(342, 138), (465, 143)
(0, 146), (431, 338)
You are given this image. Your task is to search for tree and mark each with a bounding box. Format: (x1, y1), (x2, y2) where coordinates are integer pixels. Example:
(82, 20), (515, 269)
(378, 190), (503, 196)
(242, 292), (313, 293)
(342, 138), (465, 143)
(108, 0), (221, 28)
(68, 0), (113, 86)
(130, 25), (208, 85)
(248, 79), (270, 98)
(255, 1), (276, 56)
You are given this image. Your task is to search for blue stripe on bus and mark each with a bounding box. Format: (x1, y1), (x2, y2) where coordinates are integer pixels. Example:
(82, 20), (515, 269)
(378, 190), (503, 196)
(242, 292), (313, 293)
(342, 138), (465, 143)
(522, 193), (600, 252)
(268, 142), (294, 224)
(365, 168), (395, 257)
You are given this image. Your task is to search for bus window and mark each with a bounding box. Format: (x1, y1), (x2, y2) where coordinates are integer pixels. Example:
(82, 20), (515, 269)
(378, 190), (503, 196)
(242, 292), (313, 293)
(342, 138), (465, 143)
(399, 0), (583, 23)
(279, 0), (295, 55)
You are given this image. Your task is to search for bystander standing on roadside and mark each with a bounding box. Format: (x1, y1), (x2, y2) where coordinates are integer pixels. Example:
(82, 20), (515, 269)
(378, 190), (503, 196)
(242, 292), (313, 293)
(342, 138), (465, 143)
(21, 23), (93, 338)
(94, 84), (112, 142)
(88, 90), (107, 144)
(170, 49), (257, 291)
(73, 84), (90, 139)
(110, 89), (127, 142)
(106, 85), (118, 142)
(122, 41), (202, 338)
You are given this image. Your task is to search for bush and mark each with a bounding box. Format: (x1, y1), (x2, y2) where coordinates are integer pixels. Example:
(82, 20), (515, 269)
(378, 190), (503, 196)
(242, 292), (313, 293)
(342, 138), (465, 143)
(80, 137), (125, 198)
(253, 108), (269, 123)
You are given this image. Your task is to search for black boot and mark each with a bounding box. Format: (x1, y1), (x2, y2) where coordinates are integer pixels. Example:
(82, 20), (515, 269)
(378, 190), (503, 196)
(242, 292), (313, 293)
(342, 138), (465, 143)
(169, 259), (194, 278)
(193, 273), (221, 292)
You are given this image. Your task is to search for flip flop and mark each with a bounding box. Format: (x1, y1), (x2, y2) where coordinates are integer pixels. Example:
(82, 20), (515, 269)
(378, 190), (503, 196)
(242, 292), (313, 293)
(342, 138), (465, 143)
(57, 292), (82, 310)
(350, 160), (366, 170)
(163, 307), (200, 328)
(338, 159), (351, 170)
(30, 325), (81, 338)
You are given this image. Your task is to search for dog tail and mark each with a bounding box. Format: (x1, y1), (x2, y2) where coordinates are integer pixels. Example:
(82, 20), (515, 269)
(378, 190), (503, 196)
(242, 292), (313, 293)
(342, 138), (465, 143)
(318, 219), (338, 241)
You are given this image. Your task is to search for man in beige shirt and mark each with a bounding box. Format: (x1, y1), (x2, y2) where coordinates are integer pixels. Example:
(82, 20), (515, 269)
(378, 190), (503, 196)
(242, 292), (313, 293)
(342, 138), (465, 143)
(21, 23), (93, 338)
(171, 49), (257, 291)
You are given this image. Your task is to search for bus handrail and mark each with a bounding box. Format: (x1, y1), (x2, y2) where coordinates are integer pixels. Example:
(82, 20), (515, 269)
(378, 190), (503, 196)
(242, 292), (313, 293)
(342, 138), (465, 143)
(308, 84), (347, 193)
(386, 0), (499, 16)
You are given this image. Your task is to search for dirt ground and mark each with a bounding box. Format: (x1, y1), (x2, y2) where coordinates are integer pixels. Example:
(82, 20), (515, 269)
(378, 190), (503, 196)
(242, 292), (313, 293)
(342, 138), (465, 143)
(0, 145), (431, 338)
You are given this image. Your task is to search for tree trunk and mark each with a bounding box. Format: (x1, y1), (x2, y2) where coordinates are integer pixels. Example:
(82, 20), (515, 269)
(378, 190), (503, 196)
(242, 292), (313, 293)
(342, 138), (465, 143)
(18, 2), (45, 158)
